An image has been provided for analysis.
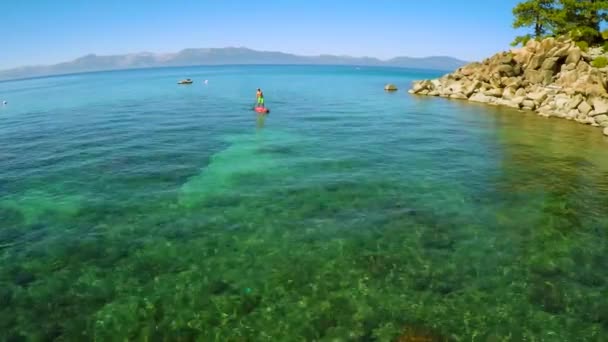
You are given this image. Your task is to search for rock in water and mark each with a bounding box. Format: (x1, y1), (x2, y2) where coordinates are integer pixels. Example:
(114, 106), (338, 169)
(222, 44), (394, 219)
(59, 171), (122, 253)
(384, 84), (398, 91)
(450, 93), (468, 100)
(594, 114), (608, 126)
(527, 90), (548, 103)
(522, 100), (536, 110)
(502, 87), (516, 100)
(592, 97), (608, 115)
(470, 93), (494, 104)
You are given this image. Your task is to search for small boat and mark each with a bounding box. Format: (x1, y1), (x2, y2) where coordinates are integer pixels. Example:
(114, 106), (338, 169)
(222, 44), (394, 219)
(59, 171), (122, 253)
(178, 79), (193, 85)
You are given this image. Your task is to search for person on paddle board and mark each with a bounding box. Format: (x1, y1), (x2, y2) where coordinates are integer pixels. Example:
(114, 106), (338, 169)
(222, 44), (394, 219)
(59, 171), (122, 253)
(256, 88), (265, 108)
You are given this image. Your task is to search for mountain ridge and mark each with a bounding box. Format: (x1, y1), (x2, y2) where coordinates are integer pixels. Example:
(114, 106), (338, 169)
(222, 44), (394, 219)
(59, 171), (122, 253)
(0, 47), (467, 81)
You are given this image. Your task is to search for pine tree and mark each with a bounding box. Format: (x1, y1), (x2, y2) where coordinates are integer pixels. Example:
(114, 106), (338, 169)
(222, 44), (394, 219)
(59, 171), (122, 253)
(554, 0), (608, 43)
(512, 0), (558, 46)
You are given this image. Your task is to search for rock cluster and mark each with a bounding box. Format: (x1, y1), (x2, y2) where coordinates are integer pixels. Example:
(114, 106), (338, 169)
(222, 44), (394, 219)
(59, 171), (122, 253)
(409, 36), (608, 136)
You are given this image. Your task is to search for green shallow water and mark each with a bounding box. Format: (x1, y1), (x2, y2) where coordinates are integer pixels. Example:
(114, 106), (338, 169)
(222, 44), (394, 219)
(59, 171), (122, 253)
(1, 65), (608, 341)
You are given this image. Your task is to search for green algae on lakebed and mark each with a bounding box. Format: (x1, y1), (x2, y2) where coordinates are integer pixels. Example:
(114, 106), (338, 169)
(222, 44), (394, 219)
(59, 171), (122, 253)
(1, 65), (608, 341)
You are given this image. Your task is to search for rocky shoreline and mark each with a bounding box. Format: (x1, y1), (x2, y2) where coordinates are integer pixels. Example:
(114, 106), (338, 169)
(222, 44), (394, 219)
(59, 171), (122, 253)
(409, 37), (608, 136)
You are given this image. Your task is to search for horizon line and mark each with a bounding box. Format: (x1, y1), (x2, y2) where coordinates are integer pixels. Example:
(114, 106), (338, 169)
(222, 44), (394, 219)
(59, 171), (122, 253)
(0, 63), (454, 84)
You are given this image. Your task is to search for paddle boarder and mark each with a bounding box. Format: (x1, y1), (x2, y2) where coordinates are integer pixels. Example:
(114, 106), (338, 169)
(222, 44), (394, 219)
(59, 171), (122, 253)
(256, 88), (265, 108)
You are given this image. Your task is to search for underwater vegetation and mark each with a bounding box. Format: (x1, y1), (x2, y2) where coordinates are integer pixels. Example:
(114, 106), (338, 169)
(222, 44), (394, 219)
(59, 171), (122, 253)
(1, 166), (607, 341)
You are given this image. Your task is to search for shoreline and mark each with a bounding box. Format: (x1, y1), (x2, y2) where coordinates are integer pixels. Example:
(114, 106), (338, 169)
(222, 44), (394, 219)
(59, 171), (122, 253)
(408, 36), (608, 137)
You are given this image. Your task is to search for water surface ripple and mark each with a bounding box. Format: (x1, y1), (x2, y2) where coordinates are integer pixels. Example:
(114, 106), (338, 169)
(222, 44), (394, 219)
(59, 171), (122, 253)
(1, 65), (607, 341)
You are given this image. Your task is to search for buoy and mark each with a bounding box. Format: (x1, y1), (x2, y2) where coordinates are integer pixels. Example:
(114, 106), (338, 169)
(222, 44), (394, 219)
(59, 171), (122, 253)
(204, 80), (208, 84)
(2, 101), (6, 105)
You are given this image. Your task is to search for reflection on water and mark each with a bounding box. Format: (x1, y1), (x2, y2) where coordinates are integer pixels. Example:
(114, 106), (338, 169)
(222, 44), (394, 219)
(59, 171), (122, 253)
(256, 112), (266, 129)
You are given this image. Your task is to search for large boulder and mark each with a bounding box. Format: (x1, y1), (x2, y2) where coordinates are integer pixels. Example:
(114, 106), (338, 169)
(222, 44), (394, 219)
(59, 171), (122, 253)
(496, 98), (520, 109)
(512, 47), (533, 66)
(527, 90), (548, 103)
(489, 76), (503, 89)
(565, 47), (582, 65)
(577, 61), (591, 73)
(550, 43), (572, 59)
(511, 96), (526, 107)
(484, 87), (504, 97)
(540, 37), (557, 53)
(412, 81), (429, 93)
(541, 57), (560, 72)
(432, 79), (443, 88)
(566, 94), (584, 110)
(554, 94), (571, 111)
(562, 63), (577, 72)
(445, 81), (464, 95)
(592, 97), (608, 115)
(522, 99), (536, 110)
(505, 77), (523, 89)
(463, 80), (482, 97)
(571, 70), (607, 96)
(538, 105), (557, 117)
(524, 69), (545, 84)
(503, 87), (516, 100)
(541, 70), (555, 85)
(557, 69), (579, 87)
(460, 63), (482, 76)
(578, 100), (593, 115)
(526, 39), (541, 53)
(470, 92), (495, 104)
(594, 114), (608, 126)
(566, 109), (579, 119)
(527, 54), (545, 70)
(513, 64), (523, 76)
(576, 114), (595, 125)
(496, 64), (515, 77)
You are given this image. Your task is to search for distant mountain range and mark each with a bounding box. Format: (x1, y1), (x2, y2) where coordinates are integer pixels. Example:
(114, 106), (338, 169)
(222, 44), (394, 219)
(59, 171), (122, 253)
(0, 47), (467, 81)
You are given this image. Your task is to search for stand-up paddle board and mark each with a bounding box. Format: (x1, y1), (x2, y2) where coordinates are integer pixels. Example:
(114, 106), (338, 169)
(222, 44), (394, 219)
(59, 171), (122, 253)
(254, 106), (270, 114)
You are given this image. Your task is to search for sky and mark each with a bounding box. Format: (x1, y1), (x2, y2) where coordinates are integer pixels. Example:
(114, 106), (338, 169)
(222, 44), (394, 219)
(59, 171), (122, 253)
(2, 0), (525, 70)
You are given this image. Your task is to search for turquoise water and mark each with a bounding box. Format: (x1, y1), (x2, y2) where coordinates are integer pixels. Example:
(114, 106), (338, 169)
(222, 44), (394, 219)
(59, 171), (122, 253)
(1, 65), (608, 341)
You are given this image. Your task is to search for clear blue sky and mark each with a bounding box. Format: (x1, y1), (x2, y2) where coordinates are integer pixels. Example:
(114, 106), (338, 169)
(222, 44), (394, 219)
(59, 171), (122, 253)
(2, 0), (524, 70)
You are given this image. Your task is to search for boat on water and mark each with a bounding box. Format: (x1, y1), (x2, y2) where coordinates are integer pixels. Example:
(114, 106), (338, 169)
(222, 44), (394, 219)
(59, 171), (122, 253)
(178, 79), (193, 84)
